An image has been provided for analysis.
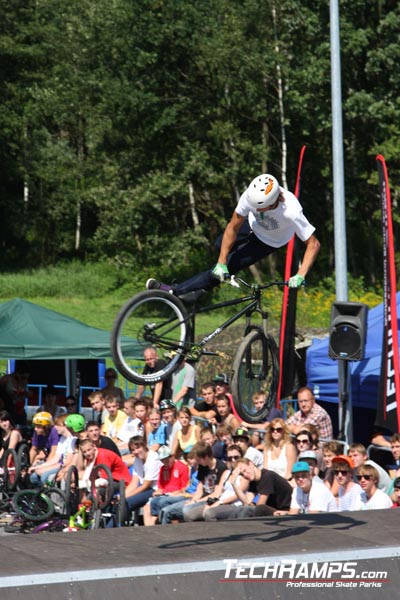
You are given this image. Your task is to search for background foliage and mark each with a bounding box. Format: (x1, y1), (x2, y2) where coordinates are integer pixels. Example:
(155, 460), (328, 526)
(1, 0), (399, 292)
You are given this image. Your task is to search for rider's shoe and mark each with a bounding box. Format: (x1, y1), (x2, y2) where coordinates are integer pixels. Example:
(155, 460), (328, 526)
(146, 278), (174, 293)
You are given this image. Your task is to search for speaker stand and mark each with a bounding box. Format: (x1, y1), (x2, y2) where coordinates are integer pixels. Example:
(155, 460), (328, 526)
(337, 359), (353, 444)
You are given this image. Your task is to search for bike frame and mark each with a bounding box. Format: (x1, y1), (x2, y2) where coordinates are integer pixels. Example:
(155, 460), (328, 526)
(182, 280), (286, 356)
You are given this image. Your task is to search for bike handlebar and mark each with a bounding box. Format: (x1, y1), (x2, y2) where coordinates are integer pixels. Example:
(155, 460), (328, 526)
(226, 276), (290, 290)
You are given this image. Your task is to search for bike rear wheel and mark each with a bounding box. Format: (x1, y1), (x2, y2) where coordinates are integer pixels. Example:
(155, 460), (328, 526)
(110, 290), (192, 384)
(65, 465), (80, 516)
(90, 464), (114, 510)
(231, 329), (279, 423)
(12, 489), (55, 522)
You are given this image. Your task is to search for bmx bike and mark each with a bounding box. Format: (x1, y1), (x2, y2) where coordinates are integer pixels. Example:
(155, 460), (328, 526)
(111, 277), (288, 423)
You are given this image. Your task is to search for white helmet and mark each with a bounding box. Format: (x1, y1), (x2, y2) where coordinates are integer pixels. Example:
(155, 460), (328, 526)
(246, 174), (280, 210)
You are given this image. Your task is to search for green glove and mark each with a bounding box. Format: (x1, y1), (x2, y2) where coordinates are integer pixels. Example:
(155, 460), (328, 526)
(288, 274), (305, 288)
(212, 263), (230, 282)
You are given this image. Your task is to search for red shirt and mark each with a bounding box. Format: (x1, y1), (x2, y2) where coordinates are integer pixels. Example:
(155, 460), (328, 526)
(94, 447), (132, 484)
(158, 459), (189, 493)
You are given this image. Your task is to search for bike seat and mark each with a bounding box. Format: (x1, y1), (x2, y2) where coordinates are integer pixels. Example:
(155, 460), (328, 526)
(177, 289), (207, 303)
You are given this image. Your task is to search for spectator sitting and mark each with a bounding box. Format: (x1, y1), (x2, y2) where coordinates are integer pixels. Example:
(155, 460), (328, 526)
(157, 452), (200, 525)
(78, 438), (131, 489)
(114, 398), (142, 455)
(331, 455), (362, 511)
(125, 436), (162, 515)
(263, 418), (297, 481)
(171, 407), (201, 459)
(215, 423), (235, 455)
(0, 410), (23, 467)
(147, 408), (168, 452)
(143, 445), (190, 525)
(275, 461), (336, 515)
(212, 394), (241, 432)
(199, 426), (225, 460)
(392, 477), (400, 507)
(322, 440), (343, 495)
(387, 433), (400, 479)
(190, 382), (219, 423)
(159, 399), (180, 448)
(232, 428), (263, 468)
(64, 395), (80, 415)
(286, 386), (333, 440)
(213, 373), (233, 404)
(29, 411), (59, 467)
(223, 458), (293, 518)
(354, 465), (392, 510)
(348, 443), (392, 493)
(79, 421), (121, 456)
(100, 368), (125, 404)
(102, 397), (127, 441)
(180, 442), (228, 522)
(298, 450), (321, 478)
(203, 446), (253, 521)
(89, 390), (109, 426)
(240, 390), (283, 447)
(39, 386), (66, 419)
(29, 414), (76, 486)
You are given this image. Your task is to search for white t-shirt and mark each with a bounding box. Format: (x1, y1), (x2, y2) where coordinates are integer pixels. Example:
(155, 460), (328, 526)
(354, 488), (393, 510)
(236, 187), (315, 248)
(338, 483), (363, 511)
(291, 479), (337, 513)
(131, 450), (162, 489)
(117, 417), (143, 443)
(56, 435), (76, 463)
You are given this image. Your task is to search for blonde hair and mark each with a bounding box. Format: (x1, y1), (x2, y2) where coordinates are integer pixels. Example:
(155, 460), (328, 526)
(264, 418), (291, 449)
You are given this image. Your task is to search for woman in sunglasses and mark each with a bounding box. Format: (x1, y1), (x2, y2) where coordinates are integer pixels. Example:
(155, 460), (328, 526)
(354, 465), (393, 510)
(332, 455), (362, 511)
(263, 418), (297, 481)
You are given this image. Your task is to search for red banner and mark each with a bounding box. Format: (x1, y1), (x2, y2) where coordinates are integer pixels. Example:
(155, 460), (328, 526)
(375, 154), (400, 434)
(277, 145), (306, 403)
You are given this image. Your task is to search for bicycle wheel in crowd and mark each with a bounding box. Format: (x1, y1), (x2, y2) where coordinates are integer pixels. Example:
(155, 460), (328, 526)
(65, 465), (80, 516)
(114, 479), (127, 527)
(231, 328), (279, 423)
(3, 449), (20, 493)
(12, 489), (55, 522)
(44, 487), (68, 516)
(90, 464), (114, 510)
(110, 290), (193, 385)
(16, 443), (31, 489)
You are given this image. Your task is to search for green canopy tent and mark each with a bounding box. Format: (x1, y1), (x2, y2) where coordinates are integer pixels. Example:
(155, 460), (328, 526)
(0, 298), (140, 360)
(0, 298), (141, 397)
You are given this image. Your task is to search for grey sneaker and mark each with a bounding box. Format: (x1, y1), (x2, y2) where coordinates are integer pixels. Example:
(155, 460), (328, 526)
(146, 278), (174, 293)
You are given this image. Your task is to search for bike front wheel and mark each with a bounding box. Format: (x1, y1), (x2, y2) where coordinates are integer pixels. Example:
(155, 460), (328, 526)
(110, 290), (193, 384)
(231, 329), (279, 423)
(12, 489), (55, 522)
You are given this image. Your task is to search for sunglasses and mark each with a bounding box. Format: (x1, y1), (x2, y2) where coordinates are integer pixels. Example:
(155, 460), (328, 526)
(296, 439), (310, 444)
(334, 469), (349, 476)
(271, 427), (283, 433)
(356, 474), (372, 481)
(227, 455), (241, 461)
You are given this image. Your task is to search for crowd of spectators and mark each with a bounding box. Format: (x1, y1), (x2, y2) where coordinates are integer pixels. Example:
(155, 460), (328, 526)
(1, 361), (399, 527)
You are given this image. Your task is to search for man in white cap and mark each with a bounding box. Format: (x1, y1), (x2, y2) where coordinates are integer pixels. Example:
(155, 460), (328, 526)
(275, 461), (336, 515)
(146, 174), (320, 295)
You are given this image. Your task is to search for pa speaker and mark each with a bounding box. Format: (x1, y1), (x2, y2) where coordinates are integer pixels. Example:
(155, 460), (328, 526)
(329, 302), (368, 361)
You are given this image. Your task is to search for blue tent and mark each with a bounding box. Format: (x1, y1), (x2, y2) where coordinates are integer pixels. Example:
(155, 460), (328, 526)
(306, 293), (400, 409)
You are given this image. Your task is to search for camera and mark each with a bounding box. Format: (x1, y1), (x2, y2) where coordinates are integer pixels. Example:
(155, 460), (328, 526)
(207, 497), (219, 506)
